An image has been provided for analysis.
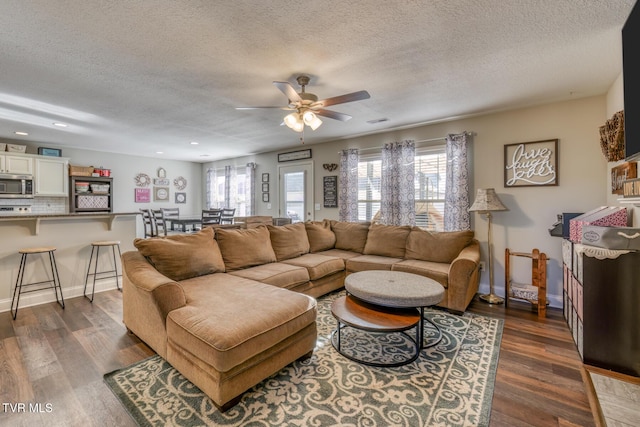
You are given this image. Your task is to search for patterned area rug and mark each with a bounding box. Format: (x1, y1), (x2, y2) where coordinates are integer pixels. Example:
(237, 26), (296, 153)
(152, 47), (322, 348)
(105, 291), (503, 427)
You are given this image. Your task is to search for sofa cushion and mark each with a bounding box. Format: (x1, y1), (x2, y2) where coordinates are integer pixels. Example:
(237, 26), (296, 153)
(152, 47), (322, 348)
(281, 253), (345, 280)
(392, 259), (450, 288)
(346, 254), (403, 272)
(133, 227), (225, 281)
(315, 248), (362, 261)
(267, 223), (310, 261)
(363, 223), (411, 258)
(305, 220), (336, 252)
(330, 221), (370, 253)
(215, 225), (277, 271)
(405, 228), (474, 263)
(168, 274), (317, 372)
(228, 262), (310, 289)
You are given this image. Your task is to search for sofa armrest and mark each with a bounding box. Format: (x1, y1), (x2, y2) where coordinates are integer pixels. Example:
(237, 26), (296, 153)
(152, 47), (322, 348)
(122, 251), (187, 357)
(446, 240), (481, 312)
(122, 251), (187, 318)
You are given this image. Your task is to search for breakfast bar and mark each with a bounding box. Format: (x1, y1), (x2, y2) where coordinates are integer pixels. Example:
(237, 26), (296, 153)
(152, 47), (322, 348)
(0, 212), (138, 311)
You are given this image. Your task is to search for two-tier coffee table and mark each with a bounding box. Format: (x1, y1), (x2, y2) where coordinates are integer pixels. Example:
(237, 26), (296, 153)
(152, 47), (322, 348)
(331, 270), (445, 367)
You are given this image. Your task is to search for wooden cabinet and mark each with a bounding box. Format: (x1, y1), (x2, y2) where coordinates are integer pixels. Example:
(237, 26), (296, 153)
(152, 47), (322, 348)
(563, 239), (640, 377)
(0, 153), (33, 174)
(34, 157), (69, 196)
(69, 176), (113, 213)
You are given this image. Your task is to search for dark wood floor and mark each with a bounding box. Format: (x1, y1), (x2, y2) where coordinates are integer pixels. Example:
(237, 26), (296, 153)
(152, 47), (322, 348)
(0, 290), (596, 426)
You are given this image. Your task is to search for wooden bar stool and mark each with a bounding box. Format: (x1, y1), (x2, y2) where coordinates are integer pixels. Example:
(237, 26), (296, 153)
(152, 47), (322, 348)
(84, 240), (122, 302)
(11, 246), (65, 320)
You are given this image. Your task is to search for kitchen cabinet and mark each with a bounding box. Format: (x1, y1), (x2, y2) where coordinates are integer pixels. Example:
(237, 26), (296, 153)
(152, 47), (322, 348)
(0, 153), (33, 174)
(563, 239), (640, 377)
(34, 157), (69, 196)
(69, 176), (113, 213)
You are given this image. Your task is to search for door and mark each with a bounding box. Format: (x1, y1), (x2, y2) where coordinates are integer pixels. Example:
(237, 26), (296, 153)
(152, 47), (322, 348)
(278, 162), (314, 223)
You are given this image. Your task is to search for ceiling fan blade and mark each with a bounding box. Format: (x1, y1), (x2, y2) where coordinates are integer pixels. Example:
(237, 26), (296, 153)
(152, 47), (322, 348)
(314, 108), (352, 122)
(273, 81), (302, 103)
(313, 90), (370, 108)
(235, 106), (293, 110)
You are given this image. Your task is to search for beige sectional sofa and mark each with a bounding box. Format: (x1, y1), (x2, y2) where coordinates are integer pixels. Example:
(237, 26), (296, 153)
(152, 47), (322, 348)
(121, 220), (480, 411)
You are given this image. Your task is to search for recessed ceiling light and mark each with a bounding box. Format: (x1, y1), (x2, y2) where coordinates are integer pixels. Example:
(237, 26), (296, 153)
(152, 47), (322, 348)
(190, 141), (199, 145)
(156, 151), (164, 154)
(200, 154), (211, 157)
(52, 122), (68, 127)
(14, 131), (28, 136)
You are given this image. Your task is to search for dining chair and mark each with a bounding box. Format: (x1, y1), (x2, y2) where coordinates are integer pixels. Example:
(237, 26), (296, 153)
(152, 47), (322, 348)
(220, 208), (236, 224)
(161, 208), (180, 231)
(152, 209), (168, 237)
(202, 209), (223, 226)
(140, 209), (156, 237)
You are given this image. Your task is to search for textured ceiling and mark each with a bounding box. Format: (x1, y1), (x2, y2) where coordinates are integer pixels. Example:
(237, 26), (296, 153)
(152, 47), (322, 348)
(0, 0), (635, 162)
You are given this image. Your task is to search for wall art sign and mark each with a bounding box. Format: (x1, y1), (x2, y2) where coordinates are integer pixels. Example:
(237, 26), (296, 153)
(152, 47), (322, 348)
(154, 186), (170, 202)
(278, 148), (312, 162)
(134, 188), (151, 203)
(611, 162), (637, 194)
(504, 139), (558, 187)
(323, 176), (338, 208)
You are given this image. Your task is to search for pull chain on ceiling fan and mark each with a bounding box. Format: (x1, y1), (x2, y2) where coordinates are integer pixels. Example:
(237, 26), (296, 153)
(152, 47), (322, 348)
(236, 75), (370, 134)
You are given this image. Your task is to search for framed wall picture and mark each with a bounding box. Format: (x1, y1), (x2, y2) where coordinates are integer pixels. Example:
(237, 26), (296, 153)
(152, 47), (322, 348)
(175, 192), (186, 203)
(323, 176), (338, 208)
(37, 147), (62, 157)
(611, 162), (638, 194)
(153, 186), (170, 202)
(278, 148), (312, 162)
(134, 188), (151, 203)
(262, 183), (269, 192)
(262, 173), (269, 182)
(504, 139), (558, 187)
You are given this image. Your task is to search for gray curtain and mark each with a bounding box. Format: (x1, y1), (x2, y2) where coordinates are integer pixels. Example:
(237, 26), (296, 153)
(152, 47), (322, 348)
(245, 162), (256, 215)
(338, 148), (359, 221)
(444, 132), (471, 231)
(380, 140), (416, 226)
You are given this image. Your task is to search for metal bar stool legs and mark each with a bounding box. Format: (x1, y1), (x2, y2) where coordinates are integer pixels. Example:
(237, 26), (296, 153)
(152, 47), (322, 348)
(84, 241), (122, 303)
(11, 247), (65, 320)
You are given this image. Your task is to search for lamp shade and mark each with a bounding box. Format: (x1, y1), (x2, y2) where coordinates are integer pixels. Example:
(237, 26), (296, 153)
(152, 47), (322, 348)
(469, 188), (508, 212)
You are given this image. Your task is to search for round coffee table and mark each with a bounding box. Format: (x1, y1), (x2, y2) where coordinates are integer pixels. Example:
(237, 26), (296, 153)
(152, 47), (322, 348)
(335, 270), (445, 364)
(331, 295), (422, 367)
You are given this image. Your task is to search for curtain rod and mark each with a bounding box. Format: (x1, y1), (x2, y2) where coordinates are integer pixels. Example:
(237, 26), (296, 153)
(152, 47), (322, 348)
(337, 132), (474, 154)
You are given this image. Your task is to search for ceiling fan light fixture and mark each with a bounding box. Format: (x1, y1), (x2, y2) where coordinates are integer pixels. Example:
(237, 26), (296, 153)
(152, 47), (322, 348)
(284, 112), (300, 129)
(303, 111), (322, 130)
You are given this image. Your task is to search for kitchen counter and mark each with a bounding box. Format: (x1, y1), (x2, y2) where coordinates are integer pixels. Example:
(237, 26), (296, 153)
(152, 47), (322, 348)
(0, 212), (138, 308)
(0, 212), (139, 235)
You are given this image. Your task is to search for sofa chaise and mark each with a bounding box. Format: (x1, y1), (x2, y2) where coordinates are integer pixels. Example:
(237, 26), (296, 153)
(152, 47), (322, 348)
(122, 220), (480, 410)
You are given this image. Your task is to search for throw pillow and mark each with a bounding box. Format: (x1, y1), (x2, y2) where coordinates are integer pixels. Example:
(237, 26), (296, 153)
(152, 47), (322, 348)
(133, 227), (225, 281)
(305, 220), (336, 252)
(215, 225), (277, 271)
(330, 220), (370, 253)
(405, 228), (475, 263)
(363, 223), (411, 258)
(267, 222), (310, 261)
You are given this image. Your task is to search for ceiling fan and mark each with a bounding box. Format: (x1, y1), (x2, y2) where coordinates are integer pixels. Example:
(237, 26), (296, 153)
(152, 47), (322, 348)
(236, 75), (370, 133)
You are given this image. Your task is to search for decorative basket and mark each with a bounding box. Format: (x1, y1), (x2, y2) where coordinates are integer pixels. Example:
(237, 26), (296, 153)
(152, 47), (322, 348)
(90, 184), (110, 194)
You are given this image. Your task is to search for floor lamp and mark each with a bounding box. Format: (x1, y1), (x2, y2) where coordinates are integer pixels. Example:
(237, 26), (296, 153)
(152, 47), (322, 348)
(469, 188), (508, 304)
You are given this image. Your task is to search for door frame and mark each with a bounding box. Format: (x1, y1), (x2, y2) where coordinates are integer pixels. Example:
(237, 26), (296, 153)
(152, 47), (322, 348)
(277, 161), (314, 222)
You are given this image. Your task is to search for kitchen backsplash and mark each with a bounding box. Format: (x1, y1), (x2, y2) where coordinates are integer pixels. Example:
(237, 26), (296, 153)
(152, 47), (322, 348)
(0, 197), (67, 214)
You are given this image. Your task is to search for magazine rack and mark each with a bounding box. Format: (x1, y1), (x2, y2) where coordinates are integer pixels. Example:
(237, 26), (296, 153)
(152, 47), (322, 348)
(505, 248), (548, 317)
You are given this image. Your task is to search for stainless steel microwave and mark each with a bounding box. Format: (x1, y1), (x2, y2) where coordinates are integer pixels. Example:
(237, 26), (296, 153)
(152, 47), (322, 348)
(0, 173), (34, 198)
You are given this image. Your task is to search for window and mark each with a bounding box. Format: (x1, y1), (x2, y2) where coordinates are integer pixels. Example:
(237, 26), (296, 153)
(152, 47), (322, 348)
(357, 147), (446, 230)
(208, 167), (249, 216)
